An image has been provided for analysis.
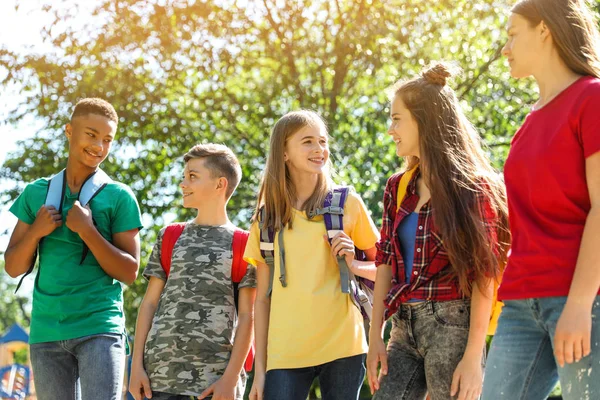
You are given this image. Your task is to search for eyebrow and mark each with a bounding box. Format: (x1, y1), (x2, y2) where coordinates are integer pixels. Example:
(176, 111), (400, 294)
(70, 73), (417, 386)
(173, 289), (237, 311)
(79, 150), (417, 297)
(391, 113), (401, 117)
(85, 127), (99, 134)
(187, 169), (200, 173)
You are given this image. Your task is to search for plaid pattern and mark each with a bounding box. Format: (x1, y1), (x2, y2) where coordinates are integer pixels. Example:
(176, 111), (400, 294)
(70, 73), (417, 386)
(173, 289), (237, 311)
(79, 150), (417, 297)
(376, 168), (498, 319)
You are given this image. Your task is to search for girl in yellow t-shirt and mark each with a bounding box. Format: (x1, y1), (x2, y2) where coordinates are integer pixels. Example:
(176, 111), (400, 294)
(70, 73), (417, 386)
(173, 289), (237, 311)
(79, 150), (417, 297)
(244, 110), (380, 400)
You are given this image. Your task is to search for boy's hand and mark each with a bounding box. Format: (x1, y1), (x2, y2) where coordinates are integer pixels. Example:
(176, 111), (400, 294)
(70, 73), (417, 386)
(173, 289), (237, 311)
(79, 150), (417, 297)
(198, 375), (237, 400)
(31, 205), (62, 239)
(326, 231), (355, 268)
(65, 201), (94, 234)
(129, 364), (152, 400)
(249, 373), (265, 400)
(366, 335), (388, 394)
(450, 352), (483, 400)
(554, 302), (592, 367)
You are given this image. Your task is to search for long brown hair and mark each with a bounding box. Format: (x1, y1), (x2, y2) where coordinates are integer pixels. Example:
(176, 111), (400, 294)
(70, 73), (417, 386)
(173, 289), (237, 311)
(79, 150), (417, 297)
(254, 110), (333, 231)
(388, 63), (511, 296)
(512, 0), (600, 78)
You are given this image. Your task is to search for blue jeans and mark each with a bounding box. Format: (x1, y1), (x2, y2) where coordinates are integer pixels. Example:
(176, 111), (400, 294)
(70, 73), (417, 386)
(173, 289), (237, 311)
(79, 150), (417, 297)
(30, 333), (126, 400)
(264, 354), (366, 400)
(483, 297), (600, 400)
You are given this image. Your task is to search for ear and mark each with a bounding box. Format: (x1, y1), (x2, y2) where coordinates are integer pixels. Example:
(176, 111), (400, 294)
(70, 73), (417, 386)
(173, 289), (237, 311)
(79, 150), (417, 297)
(539, 20), (551, 42)
(283, 152), (289, 162)
(65, 123), (73, 141)
(216, 177), (228, 192)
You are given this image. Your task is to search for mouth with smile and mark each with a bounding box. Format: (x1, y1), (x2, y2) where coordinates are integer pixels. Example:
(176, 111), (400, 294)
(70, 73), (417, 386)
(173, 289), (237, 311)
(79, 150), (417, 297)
(309, 157), (325, 165)
(84, 149), (103, 158)
(182, 191), (193, 198)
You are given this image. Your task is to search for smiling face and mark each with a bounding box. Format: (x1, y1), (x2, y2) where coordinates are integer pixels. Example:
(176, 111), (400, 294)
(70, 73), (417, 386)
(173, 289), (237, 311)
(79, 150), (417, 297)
(180, 158), (225, 209)
(283, 123), (330, 178)
(66, 113), (117, 170)
(388, 96), (420, 158)
(502, 13), (546, 78)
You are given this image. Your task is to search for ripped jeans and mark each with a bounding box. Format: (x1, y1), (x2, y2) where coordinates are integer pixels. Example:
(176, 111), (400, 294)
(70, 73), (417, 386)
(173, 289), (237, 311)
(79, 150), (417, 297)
(483, 297), (600, 400)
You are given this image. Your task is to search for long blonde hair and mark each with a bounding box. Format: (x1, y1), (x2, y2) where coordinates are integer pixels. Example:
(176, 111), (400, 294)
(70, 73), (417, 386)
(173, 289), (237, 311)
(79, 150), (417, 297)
(254, 110), (333, 230)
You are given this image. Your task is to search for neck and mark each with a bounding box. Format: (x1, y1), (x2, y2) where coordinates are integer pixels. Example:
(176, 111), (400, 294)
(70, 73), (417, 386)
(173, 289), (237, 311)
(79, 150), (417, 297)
(289, 171), (319, 209)
(533, 55), (581, 108)
(65, 158), (98, 193)
(193, 203), (230, 226)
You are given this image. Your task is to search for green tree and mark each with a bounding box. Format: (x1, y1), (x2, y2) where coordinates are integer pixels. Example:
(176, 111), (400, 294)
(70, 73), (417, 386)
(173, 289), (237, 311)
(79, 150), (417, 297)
(0, 259), (31, 333)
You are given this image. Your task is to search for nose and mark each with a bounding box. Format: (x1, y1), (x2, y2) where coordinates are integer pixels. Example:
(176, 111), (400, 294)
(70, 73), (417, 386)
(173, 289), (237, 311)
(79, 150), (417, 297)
(387, 121), (396, 135)
(501, 41), (510, 58)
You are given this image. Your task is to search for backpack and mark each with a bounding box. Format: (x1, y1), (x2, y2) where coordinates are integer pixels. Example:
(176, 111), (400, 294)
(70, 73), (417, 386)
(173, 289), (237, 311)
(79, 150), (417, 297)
(159, 223), (255, 372)
(15, 168), (112, 293)
(259, 187), (375, 321)
(396, 165), (503, 335)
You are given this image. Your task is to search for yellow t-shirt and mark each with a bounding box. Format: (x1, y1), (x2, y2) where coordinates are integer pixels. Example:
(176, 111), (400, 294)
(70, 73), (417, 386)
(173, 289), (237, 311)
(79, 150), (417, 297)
(244, 190), (380, 371)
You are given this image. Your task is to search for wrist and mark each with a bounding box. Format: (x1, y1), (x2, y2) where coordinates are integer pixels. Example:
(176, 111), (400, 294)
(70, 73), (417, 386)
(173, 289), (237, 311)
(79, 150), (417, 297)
(566, 294), (595, 311)
(462, 345), (484, 361)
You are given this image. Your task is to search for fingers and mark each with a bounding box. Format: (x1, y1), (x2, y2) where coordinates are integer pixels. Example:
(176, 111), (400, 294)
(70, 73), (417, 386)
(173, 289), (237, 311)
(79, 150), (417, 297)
(366, 355), (379, 394)
(450, 370), (460, 397)
(142, 377), (152, 399)
(197, 384), (214, 399)
(554, 335), (565, 367)
(583, 331), (592, 358)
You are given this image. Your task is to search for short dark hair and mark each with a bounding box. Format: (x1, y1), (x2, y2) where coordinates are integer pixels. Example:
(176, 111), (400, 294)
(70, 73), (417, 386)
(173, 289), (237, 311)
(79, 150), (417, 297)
(71, 98), (118, 123)
(183, 144), (242, 199)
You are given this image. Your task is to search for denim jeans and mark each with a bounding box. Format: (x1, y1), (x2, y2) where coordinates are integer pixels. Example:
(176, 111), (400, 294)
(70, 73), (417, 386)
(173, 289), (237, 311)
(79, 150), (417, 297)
(373, 299), (483, 400)
(30, 333), (125, 400)
(483, 297), (600, 400)
(264, 354), (366, 400)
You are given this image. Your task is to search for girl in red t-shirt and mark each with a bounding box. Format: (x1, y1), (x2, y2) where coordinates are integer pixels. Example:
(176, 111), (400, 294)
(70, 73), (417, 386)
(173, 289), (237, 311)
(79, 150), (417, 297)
(483, 0), (600, 399)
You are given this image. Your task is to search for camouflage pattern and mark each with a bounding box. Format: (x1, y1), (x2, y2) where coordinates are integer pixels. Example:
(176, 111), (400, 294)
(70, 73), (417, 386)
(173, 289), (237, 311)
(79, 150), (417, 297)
(142, 222), (256, 398)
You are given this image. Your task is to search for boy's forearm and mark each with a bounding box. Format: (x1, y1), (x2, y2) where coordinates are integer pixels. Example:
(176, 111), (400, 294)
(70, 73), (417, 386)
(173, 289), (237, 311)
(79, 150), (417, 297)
(369, 264), (393, 340)
(131, 301), (158, 366)
(464, 279), (494, 359)
(78, 227), (138, 284)
(4, 233), (40, 278)
(222, 312), (254, 380)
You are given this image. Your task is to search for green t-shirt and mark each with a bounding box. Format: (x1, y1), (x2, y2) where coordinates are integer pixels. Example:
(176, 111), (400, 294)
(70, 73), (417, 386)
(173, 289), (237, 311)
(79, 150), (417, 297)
(9, 177), (143, 344)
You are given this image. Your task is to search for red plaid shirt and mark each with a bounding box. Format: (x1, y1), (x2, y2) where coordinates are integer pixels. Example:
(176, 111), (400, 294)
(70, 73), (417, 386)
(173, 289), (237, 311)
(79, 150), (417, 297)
(376, 168), (498, 319)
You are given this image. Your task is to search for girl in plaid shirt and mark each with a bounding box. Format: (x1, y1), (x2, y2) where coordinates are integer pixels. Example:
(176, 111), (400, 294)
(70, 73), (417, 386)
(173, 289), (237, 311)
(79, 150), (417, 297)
(366, 63), (510, 400)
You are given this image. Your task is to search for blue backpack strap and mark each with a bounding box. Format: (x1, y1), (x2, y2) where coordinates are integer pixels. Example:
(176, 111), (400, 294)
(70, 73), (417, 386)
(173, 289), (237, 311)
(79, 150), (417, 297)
(15, 170), (67, 293)
(258, 208), (287, 297)
(318, 187), (352, 294)
(78, 169), (112, 264)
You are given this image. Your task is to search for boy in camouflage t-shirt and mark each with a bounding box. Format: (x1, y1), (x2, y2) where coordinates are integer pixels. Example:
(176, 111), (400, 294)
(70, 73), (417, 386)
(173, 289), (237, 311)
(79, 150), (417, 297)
(129, 144), (256, 400)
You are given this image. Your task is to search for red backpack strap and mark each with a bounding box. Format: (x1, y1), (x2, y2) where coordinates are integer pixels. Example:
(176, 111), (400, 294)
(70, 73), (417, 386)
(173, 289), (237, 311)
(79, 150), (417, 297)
(232, 228), (250, 282)
(160, 223), (186, 278)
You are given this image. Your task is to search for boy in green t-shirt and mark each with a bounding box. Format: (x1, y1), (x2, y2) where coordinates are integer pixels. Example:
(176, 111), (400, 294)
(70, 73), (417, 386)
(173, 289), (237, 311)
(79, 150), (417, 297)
(3, 98), (143, 400)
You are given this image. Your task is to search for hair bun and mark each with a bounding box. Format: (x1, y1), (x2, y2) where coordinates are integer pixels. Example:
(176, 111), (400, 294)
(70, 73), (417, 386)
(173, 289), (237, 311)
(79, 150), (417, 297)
(422, 63), (452, 86)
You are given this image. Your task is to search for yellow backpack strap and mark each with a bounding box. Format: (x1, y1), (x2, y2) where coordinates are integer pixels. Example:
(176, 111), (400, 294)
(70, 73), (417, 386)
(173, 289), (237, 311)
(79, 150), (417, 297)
(396, 164), (419, 211)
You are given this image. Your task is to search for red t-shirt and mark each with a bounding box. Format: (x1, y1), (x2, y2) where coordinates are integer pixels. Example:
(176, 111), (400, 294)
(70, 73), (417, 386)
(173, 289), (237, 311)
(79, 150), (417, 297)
(500, 76), (600, 300)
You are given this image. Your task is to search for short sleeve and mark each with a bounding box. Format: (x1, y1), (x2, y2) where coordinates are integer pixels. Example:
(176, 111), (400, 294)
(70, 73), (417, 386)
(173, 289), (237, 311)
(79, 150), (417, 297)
(579, 82), (600, 158)
(239, 264), (257, 289)
(111, 184), (143, 234)
(243, 221), (265, 267)
(9, 181), (45, 225)
(346, 190), (380, 251)
(143, 227), (167, 281)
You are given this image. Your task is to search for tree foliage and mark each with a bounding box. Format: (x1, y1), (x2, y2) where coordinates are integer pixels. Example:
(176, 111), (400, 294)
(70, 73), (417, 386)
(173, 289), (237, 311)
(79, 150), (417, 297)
(2, 0), (599, 340)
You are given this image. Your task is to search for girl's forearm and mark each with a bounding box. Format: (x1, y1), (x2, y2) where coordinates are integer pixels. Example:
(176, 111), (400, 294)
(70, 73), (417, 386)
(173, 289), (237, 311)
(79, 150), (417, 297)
(464, 278), (494, 359)
(369, 264), (393, 340)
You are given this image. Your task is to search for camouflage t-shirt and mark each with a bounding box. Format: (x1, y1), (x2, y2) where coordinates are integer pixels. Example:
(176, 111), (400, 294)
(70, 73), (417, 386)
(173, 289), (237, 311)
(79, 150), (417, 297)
(142, 222), (256, 397)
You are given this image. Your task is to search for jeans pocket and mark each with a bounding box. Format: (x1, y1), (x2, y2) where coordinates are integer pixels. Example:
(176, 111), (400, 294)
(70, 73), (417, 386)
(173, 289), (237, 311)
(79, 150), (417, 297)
(432, 300), (470, 329)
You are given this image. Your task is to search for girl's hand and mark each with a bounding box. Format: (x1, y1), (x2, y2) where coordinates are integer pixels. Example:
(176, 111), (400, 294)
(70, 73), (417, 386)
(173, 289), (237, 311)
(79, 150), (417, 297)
(450, 353), (483, 400)
(366, 335), (388, 394)
(554, 302), (592, 367)
(128, 364), (152, 400)
(328, 231), (355, 267)
(249, 372), (265, 400)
